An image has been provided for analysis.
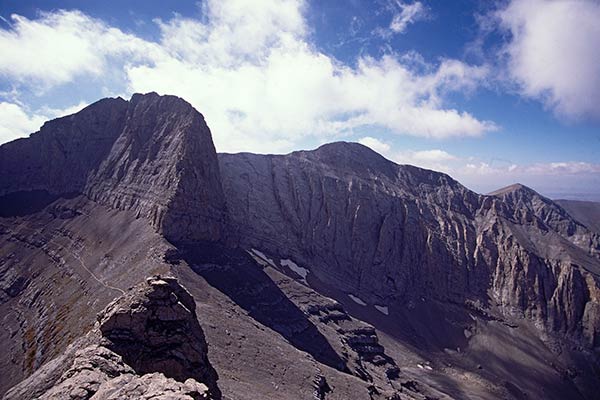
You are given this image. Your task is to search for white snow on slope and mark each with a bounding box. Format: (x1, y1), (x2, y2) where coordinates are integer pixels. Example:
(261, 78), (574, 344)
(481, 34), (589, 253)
(249, 249), (277, 268)
(374, 305), (389, 315)
(348, 294), (367, 306)
(281, 259), (309, 282)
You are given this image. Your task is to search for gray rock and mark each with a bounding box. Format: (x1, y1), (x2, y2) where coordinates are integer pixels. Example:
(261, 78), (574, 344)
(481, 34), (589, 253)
(0, 93), (227, 243)
(219, 142), (600, 348)
(97, 276), (220, 397)
(3, 276), (219, 400)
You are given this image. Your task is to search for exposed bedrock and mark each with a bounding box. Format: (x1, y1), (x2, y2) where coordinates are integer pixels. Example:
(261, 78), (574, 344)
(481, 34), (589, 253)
(3, 276), (220, 400)
(219, 142), (600, 347)
(0, 93), (227, 243)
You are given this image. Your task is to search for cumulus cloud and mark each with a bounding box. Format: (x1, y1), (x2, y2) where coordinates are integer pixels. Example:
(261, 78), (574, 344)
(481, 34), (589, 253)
(358, 136), (391, 154)
(359, 136), (458, 173)
(496, 0), (600, 119)
(126, 0), (495, 152)
(0, 1), (495, 152)
(0, 10), (161, 89)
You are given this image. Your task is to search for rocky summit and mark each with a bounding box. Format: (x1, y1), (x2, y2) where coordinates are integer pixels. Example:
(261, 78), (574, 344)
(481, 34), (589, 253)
(0, 93), (599, 400)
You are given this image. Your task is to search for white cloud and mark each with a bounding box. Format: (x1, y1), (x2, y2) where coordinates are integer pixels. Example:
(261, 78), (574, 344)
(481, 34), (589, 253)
(390, 1), (426, 34)
(127, 22), (495, 152)
(497, 0), (600, 119)
(358, 136), (600, 197)
(358, 136), (391, 154)
(358, 136), (458, 173)
(462, 161), (600, 177)
(375, 1), (427, 38)
(0, 1), (495, 152)
(38, 101), (88, 119)
(0, 102), (46, 143)
(0, 10), (162, 89)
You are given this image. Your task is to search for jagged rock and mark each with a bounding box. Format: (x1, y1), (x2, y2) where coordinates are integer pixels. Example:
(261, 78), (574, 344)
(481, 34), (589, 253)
(2, 276), (219, 400)
(1, 94), (600, 400)
(312, 373), (331, 400)
(0, 93), (227, 243)
(97, 276), (220, 397)
(219, 142), (600, 348)
(91, 373), (210, 399)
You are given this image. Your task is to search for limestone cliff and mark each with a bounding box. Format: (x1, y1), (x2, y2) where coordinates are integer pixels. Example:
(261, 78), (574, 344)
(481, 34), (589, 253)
(0, 93), (226, 243)
(219, 142), (600, 347)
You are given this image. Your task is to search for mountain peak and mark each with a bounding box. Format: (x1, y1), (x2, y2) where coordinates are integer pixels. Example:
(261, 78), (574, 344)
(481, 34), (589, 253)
(0, 92), (226, 243)
(295, 141), (398, 180)
(489, 183), (536, 197)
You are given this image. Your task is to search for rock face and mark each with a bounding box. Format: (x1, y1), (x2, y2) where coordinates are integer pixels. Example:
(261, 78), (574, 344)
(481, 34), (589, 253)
(3, 276), (219, 400)
(2, 94), (600, 399)
(556, 199), (600, 236)
(0, 93), (226, 243)
(219, 142), (600, 347)
(98, 276), (220, 396)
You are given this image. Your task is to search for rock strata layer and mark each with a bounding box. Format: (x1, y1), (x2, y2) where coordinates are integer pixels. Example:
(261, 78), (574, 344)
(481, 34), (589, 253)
(0, 93), (226, 243)
(219, 142), (600, 347)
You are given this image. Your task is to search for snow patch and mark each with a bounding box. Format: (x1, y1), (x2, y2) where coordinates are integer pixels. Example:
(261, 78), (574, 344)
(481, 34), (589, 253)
(249, 249), (277, 268)
(281, 259), (309, 282)
(374, 305), (389, 315)
(348, 294), (367, 306)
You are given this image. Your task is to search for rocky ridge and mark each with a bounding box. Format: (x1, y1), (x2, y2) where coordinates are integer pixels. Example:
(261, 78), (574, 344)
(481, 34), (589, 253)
(219, 143), (600, 347)
(3, 276), (219, 400)
(1, 93), (599, 399)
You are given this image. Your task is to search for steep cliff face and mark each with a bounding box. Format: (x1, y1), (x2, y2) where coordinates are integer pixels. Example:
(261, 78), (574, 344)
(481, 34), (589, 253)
(483, 185), (600, 347)
(85, 93), (226, 243)
(0, 93), (226, 243)
(0, 97), (128, 196)
(219, 142), (600, 348)
(220, 143), (483, 304)
(2, 95), (599, 399)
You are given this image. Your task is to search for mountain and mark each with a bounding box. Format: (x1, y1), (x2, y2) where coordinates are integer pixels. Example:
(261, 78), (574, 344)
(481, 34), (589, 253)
(1, 93), (599, 400)
(556, 199), (600, 236)
(0, 93), (226, 242)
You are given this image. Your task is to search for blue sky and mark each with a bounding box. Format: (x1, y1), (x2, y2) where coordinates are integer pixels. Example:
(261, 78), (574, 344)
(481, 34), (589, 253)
(0, 0), (599, 199)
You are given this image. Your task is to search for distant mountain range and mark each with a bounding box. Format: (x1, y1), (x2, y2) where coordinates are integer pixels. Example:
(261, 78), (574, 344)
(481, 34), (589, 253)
(1, 93), (599, 400)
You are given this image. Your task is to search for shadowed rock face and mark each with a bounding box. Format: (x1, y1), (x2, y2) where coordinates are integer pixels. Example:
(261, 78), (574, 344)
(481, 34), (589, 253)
(3, 276), (219, 400)
(1, 94), (600, 400)
(98, 276), (220, 396)
(219, 143), (600, 348)
(0, 93), (227, 243)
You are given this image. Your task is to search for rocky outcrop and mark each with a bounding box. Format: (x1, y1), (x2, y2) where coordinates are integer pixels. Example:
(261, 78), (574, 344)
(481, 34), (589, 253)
(3, 276), (220, 400)
(219, 142), (600, 348)
(98, 276), (219, 395)
(0, 93), (227, 243)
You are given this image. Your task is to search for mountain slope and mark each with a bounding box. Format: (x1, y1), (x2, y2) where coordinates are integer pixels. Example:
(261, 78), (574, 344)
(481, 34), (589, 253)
(220, 143), (600, 346)
(556, 199), (600, 236)
(1, 94), (599, 400)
